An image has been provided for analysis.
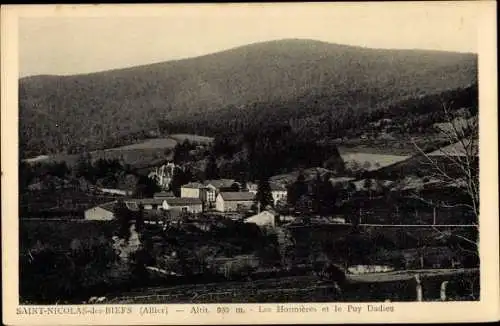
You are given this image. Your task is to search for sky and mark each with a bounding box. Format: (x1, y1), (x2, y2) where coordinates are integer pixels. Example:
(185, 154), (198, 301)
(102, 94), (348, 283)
(18, 2), (482, 77)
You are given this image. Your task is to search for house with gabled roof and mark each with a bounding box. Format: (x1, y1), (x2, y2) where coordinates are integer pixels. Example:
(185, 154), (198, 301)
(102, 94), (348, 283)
(215, 191), (255, 212)
(124, 198), (164, 211)
(163, 197), (203, 214)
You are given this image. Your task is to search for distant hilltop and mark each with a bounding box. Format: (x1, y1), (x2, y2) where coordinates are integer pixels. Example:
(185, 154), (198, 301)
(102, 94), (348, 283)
(19, 38), (477, 157)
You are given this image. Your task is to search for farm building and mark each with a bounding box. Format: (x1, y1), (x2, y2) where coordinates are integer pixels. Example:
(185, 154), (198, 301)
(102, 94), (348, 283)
(245, 211), (276, 228)
(215, 192), (255, 212)
(84, 201), (116, 220)
(124, 198), (164, 210)
(192, 179), (243, 209)
(163, 197), (203, 214)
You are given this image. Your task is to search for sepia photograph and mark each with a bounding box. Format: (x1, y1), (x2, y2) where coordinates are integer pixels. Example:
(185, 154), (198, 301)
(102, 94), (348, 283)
(2, 2), (499, 325)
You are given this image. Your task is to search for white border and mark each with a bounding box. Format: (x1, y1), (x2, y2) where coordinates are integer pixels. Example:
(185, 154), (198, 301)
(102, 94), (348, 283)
(2, 3), (499, 325)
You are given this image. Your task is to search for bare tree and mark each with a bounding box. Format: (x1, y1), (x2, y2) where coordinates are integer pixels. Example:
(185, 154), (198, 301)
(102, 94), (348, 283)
(410, 101), (479, 250)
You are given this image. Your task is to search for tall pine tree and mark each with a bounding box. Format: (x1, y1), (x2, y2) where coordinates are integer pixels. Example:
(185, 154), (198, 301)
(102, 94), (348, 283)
(114, 199), (131, 240)
(255, 178), (274, 210)
(204, 154), (219, 180)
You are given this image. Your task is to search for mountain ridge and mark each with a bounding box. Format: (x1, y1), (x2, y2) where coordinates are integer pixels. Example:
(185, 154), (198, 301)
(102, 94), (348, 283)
(19, 38), (477, 157)
(20, 38), (478, 80)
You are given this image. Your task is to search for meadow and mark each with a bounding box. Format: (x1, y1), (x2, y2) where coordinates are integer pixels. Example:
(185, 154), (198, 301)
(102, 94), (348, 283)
(23, 134), (212, 169)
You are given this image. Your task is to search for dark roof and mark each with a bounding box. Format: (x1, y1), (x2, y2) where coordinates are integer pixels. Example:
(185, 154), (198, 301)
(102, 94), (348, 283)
(181, 182), (205, 189)
(153, 191), (175, 198)
(205, 179), (239, 189)
(125, 198), (164, 206)
(270, 182), (286, 191)
(219, 192), (255, 201)
(166, 197), (202, 206)
(97, 201), (117, 212)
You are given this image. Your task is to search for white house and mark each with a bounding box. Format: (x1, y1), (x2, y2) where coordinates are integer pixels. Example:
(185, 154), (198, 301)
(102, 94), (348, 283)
(84, 202), (116, 221)
(200, 184), (217, 208)
(199, 179), (241, 209)
(180, 182), (205, 198)
(215, 192), (255, 212)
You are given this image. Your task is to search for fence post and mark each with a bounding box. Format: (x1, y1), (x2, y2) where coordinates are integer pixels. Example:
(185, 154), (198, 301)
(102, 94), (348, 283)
(415, 274), (423, 302)
(440, 281), (449, 301)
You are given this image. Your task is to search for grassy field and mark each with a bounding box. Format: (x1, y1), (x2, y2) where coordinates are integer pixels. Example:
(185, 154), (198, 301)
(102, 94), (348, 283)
(169, 134), (214, 144)
(340, 152), (409, 171)
(106, 138), (177, 150)
(23, 135), (204, 168)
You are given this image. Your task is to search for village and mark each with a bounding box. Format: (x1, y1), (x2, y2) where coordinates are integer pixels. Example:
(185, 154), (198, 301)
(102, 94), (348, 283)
(85, 169), (293, 228)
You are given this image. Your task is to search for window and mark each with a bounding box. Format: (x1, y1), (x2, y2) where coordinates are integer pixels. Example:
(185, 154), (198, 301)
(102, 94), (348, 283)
(181, 207), (188, 213)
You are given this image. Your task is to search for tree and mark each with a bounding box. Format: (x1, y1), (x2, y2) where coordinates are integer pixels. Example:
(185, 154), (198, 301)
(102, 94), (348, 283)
(321, 173), (337, 215)
(346, 182), (357, 201)
(134, 175), (161, 198)
(411, 102), (479, 275)
(255, 178), (274, 210)
(204, 154), (219, 180)
(287, 172), (308, 206)
(75, 152), (95, 183)
(114, 199), (132, 240)
(136, 203), (145, 234)
(363, 179), (373, 199)
(362, 161), (372, 171)
(229, 182), (241, 192)
(412, 105), (478, 211)
(311, 172), (323, 214)
(169, 167), (193, 197)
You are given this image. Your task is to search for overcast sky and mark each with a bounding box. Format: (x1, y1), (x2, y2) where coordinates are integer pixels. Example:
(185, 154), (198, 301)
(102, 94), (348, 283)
(18, 3), (481, 77)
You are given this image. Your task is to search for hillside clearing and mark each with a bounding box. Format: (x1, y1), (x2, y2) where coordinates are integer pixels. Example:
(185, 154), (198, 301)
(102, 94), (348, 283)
(106, 138), (177, 151)
(169, 134), (214, 144)
(340, 152), (409, 171)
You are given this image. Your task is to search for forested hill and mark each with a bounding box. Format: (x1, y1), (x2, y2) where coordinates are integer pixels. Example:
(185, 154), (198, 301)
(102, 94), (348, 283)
(20, 39), (477, 157)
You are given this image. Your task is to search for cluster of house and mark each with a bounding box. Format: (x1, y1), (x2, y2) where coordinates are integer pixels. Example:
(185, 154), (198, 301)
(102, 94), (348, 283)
(180, 179), (286, 212)
(84, 191), (202, 221)
(84, 178), (288, 222)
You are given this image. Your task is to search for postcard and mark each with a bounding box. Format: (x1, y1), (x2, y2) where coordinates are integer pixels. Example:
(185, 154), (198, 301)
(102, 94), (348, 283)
(2, 2), (499, 325)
